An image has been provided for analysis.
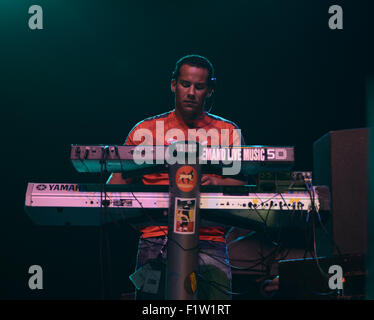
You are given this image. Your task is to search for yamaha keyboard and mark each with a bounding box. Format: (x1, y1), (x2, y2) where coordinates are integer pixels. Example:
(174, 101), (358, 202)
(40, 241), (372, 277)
(25, 183), (329, 231)
(70, 145), (295, 176)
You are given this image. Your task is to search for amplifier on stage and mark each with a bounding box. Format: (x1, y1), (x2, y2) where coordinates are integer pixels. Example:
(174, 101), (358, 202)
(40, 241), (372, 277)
(278, 254), (366, 300)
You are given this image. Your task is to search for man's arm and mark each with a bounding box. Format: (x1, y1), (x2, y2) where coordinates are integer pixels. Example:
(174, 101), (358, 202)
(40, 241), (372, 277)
(201, 175), (246, 186)
(200, 124), (247, 186)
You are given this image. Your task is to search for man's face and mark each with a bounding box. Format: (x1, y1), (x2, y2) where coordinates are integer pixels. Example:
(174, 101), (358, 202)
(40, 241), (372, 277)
(172, 64), (212, 121)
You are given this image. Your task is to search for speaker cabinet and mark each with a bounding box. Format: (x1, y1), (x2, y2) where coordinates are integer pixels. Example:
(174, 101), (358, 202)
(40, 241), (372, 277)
(313, 128), (368, 255)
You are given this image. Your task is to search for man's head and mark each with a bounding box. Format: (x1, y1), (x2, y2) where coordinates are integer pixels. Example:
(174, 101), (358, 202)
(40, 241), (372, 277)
(171, 55), (215, 122)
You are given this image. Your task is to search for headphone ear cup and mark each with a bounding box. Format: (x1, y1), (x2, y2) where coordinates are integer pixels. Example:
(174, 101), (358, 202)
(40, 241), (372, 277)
(171, 79), (176, 93)
(171, 71), (176, 93)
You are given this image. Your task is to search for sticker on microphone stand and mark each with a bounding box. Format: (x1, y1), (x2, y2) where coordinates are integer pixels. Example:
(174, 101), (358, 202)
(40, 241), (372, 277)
(174, 198), (196, 234)
(175, 166), (197, 192)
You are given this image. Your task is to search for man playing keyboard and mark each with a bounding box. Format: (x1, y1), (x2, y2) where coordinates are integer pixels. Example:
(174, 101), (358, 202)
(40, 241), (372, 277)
(108, 54), (247, 299)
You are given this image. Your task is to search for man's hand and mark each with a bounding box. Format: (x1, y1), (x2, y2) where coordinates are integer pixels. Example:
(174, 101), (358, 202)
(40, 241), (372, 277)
(260, 276), (279, 298)
(201, 174), (246, 186)
(263, 277), (279, 293)
(201, 175), (220, 185)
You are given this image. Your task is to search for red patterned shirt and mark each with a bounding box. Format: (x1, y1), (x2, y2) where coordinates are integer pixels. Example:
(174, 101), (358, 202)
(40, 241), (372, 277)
(124, 109), (244, 242)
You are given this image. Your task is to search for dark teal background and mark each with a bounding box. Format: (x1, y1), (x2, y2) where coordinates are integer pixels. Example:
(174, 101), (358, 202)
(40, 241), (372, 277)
(1, 0), (373, 299)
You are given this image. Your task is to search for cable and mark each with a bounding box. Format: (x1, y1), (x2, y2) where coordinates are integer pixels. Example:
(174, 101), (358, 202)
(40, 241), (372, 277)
(198, 247), (264, 273)
(205, 92), (215, 114)
(302, 178), (338, 282)
(311, 289), (340, 297)
(196, 273), (241, 296)
(99, 155), (106, 299)
(227, 244), (282, 272)
(216, 178), (341, 295)
(223, 193), (295, 275)
(99, 154), (105, 299)
(227, 231), (256, 247)
(99, 146), (115, 299)
(307, 182), (343, 257)
(250, 190), (322, 276)
(303, 177), (343, 257)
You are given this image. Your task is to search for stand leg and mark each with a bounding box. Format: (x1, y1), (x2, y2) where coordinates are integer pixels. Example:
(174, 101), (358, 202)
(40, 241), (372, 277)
(166, 163), (201, 300)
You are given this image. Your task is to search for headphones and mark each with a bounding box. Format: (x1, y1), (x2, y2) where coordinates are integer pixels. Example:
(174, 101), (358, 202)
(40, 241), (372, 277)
(171, 55), (216, 112)
(171, 71), (216, 90)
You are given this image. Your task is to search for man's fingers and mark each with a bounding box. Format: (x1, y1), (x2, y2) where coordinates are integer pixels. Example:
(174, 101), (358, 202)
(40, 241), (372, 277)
(201, 175), (211, 185)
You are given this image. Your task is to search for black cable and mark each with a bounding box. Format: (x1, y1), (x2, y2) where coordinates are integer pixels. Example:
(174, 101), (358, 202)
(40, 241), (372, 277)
(196, 272), (239, 296)
(132, 191), (283, 296)
(103, 148), (113, 298)
(198, 247), (265, 273)
(262, 201), (276, 273)
(227, 231), (256, 247)
(302, 178), (343, 283)
(264, 193), (297, 263)
(136, 235), (262, 297)
(76, 146), (90, 173)
(99, 156), (105, 299)
(306, 180), (343, 257)
(311, 289), (340, 297)
(227, 244), (282, 272)
(99, 146), (114, 299)
(219, 179), (340, 291)
(127, 176), (315, 295)
(276, 191), (302, 262)
(316, 212), (343, 257)
(264, 200), (273, 226)
(165, 191), (283, 276)
(250, 203), (278, 271)
(271, 198), (295, 261)
(223, 193), (294, 274)
(311, 208), (330, 280)
(205, 91), (215, 114)
(303, 178), (343, 257)
(198, 212), (304, 296)
(252, 190), (319, 276)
